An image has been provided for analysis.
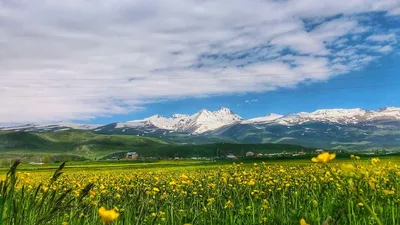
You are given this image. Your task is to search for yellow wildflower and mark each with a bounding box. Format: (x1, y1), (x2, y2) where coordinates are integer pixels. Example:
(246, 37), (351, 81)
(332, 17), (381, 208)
(300, 218), (310, 225)
(370, 158), (380, 165)
(98, 207), (119, 224)
(383, 190), (395, 195)
(224, 200), (234, 209)
(312, 152), (336, 163)
(248, 180), (256, 186)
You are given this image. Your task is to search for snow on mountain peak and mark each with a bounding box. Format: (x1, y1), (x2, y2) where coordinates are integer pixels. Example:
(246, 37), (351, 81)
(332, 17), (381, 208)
(2, 106), (400, 134)
(244, 113), (284, 124)
(309, 108), (366, 118)
(174, 107), (243, 134)
(378, 106), (400, 112)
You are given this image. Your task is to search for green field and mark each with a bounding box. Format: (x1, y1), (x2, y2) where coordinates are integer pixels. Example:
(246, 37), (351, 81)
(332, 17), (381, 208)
(1, 156), (399, 225)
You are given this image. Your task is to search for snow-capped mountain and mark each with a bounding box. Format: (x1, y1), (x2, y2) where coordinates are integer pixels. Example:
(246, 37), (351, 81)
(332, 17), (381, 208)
(175, 107), (243, 134)
(113, 107), (242, 134)
(1, 107), (400, 135)
(272, 107), (400, 125)
(0, 122), (101, 132)
(115, 114), (182, 130)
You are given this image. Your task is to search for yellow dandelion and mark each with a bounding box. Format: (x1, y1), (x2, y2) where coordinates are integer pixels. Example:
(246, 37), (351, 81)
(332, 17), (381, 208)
(300, 218), (310, 225)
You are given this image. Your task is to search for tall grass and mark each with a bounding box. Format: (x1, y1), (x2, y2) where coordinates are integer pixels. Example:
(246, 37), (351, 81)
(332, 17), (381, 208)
(0, 160), (93, 225)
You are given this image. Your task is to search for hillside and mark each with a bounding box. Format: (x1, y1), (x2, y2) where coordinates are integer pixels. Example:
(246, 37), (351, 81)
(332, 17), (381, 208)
(0, 130), (309, 160)
(0, 130), (168, 158)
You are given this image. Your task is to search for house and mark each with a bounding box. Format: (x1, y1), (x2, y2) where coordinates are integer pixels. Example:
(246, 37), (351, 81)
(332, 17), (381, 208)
(245, 151), (255, 157)
(126, 152), (138, 160)
(226, 153), (237, 160)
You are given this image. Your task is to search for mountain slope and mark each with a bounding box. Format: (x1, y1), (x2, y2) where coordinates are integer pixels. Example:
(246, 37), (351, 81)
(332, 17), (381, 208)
(0, 130), (168, 158)
(211, 121), (400, 149)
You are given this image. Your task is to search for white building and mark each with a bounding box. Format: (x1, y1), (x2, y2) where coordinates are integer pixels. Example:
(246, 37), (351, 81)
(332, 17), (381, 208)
(246, 151), (255, 157)
(126, 152), (138, 160)
(226, 153), (237, 159)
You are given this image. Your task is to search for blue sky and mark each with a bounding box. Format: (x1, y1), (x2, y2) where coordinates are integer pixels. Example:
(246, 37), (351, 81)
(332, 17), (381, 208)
(0, 0), (400, 125)
(91, 55), (400, 123)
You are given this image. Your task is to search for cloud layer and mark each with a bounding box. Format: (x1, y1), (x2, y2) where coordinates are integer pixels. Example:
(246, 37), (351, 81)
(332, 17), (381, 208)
(0, 0), (399, 124)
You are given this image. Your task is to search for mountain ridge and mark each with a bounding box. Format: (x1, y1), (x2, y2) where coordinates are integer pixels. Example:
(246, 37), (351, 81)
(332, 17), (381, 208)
(2, 107), (400, 134)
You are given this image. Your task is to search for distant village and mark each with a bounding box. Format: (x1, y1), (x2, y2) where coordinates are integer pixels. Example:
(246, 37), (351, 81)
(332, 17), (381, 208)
(115, 149), (343, 161)
(107, 148), (400, 161)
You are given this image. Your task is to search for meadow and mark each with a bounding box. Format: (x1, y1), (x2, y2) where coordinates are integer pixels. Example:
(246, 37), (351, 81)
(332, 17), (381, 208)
(0, 156), (399, 225)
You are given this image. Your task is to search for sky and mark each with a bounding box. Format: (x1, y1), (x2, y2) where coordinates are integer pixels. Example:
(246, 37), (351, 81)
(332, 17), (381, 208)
(0, 0), (400, 125)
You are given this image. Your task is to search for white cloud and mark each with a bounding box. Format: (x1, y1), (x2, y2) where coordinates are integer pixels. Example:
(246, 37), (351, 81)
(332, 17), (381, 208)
(375, 45), (394, 54)
(310, 18), (360, 43)
(245, 99), (258, 103)
(366, 33), (397, 42)
(0, 0), (399, 124)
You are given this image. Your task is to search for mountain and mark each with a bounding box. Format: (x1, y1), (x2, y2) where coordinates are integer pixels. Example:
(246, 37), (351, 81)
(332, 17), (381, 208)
(0, 122), (101, 132)
(271, 107), (400, 125)
(0, 130), (308, 159)
(92, 107), (243, 135)
(115, 114), (183, 130)
(1, 107), (400, 149)
(210, 107), (400, 149)
(175, 107), (243, 134)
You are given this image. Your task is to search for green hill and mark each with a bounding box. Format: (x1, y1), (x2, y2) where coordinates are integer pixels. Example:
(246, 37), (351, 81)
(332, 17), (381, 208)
(0, 130), (310, 160)
(0, 130), (168, 159)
